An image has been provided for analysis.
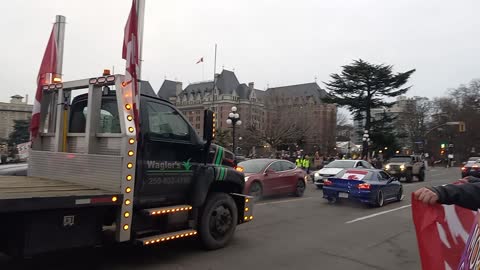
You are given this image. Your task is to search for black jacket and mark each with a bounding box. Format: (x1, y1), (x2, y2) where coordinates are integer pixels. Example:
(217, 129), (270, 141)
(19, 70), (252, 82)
(429, 176), (480, 211)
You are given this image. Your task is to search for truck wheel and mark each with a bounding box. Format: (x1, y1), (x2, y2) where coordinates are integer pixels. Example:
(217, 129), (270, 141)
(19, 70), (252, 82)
(405, 171), (413, 183)
(294, 179), (306, 197)
(199, 192), (238, 250)
(418, 169), (425, 182)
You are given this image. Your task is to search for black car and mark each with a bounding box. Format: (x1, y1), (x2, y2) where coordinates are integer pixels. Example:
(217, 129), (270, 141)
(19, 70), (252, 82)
(462, 157), (480, 178)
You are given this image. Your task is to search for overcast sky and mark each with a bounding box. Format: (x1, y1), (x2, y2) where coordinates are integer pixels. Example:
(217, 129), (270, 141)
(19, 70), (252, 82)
(1, 0), (479, 104)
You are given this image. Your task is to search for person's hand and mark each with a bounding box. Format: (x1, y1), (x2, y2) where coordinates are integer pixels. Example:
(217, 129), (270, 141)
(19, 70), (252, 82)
(414, 187), (439, 205)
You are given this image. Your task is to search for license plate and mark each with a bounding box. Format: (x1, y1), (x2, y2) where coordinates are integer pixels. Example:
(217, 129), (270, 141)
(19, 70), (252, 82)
(338, 192), (349, 198)
(390, 170), (396, 174)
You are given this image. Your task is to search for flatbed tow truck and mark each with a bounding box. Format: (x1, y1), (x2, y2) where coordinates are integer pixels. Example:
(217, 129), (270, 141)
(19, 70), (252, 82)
(0, 74), (253, 257)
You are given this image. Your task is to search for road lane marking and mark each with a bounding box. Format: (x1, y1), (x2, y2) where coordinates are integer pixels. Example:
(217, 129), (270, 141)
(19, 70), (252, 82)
(256, 197), (314, 206)
(345, 204), (411, 224)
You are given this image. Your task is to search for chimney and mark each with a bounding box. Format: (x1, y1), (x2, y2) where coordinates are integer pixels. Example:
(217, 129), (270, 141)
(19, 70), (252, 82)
(248, 82), (254, 91)
(175, 82), (183, 95)
(25, 94), (29, 104)
(10, 95), (24, 104)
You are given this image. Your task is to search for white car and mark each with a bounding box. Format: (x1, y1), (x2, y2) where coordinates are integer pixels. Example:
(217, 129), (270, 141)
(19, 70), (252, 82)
(312, 159), (373, 189)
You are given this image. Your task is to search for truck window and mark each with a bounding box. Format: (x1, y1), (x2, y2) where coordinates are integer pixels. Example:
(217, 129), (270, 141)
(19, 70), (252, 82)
(69, 98), (121, 133)
(146, 102), (190, 141)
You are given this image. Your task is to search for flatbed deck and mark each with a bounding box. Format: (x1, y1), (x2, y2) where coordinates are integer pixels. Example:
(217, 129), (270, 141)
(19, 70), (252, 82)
(0, 176), (120, 213)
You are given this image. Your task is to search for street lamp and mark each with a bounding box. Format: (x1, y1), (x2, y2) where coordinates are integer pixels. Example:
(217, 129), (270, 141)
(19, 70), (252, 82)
(226, 106), (242, 154)
(362, 130), (370, 158)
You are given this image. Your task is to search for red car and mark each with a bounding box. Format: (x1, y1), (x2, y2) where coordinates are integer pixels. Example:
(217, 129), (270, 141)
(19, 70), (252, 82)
(238, 159), (307, 200)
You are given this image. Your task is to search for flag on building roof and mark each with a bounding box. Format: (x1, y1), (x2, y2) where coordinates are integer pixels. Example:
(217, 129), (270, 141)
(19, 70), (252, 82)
(196, 57), (204, 64)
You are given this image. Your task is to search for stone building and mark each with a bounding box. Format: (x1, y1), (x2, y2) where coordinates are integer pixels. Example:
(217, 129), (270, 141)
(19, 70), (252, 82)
(264, 83), (336, 153)
(159, 70), (266, 136)
(0, 95), (32, 140)
(158, 70), (336, 154)
(0, 95), (33, 155)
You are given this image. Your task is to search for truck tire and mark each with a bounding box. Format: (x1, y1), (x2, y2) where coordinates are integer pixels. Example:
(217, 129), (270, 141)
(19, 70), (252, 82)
(405, 171), (413, 183)
(418, 169), (425, 182)
(198, 192), (238, 250)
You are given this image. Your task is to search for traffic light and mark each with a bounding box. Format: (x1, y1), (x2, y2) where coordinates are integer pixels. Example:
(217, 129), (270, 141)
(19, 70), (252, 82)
(459, 121), (466, 132)
(441, 143), (446, 149)
(440, 149), (445, 155)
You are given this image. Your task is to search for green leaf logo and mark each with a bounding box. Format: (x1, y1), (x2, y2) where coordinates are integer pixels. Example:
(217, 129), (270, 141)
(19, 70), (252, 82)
(183, 159), (192, 171)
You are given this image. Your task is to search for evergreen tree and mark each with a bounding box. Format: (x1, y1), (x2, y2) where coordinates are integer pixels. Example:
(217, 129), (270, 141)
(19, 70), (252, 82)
(323, 59), (415, 156)
(8, 119), (30, 146)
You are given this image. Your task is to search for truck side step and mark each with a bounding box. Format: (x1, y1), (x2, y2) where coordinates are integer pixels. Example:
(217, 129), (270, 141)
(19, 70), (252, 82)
(138, 229), (197, 246)
(142, 204), (193, 216)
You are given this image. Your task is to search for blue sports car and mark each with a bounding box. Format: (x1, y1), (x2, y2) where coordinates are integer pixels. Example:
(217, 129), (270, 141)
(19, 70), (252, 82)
(322, 169), (403, 207)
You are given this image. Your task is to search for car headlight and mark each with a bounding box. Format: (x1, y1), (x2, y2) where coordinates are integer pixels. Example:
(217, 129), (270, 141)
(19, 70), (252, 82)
(314, 173), (319, 177)
(385, 165), (390, 170)
(244, 176), (250, 182)
(400, 164), (405, 170)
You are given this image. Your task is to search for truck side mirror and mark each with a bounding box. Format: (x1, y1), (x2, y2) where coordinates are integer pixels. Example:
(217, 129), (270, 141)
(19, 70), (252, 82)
(203, 109), (215, 143)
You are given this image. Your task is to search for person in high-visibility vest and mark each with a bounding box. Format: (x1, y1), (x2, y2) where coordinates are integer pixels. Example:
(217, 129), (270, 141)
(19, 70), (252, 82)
(295, 156), (303, 168)
(302, 155), (310, 173)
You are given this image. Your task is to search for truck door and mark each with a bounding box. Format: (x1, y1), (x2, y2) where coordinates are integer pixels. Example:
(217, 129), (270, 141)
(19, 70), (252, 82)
(138, 97), (204, 206)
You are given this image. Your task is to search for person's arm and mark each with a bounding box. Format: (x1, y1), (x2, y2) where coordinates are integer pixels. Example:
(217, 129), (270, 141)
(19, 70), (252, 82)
(429, 182), (480, 210)
(466, 176), (480, 183)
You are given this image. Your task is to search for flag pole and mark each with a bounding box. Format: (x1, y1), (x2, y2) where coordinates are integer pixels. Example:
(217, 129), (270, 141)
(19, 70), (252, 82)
(211, 44), (217, 109)
(54, 15), (66, 80)
(135, 0), (145, 79)
(53, 15), (67, 152)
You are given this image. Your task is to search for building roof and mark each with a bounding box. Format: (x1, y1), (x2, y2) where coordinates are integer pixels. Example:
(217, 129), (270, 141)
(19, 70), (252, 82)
(10, 95), (23, 99)
(255, 89), (267, 99)
(157, 80), (178, 99)
(236, 84), (249, 99)
(139, 80), (157, 98)
(266, 82), (328, 102)
(215, 70), (240, 95)
(181, 69), (240, 97)
(183, 81), (214, 96)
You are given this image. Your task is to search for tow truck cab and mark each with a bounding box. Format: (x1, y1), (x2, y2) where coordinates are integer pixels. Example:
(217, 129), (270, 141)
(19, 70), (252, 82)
(0, 75), (253, 257)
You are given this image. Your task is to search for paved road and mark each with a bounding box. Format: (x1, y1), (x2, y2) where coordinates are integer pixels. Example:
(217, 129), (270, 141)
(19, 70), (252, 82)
(1, 167), (462, 270)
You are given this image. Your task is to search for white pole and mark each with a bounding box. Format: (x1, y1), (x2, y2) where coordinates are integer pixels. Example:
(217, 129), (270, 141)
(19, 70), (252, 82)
(54, 15), (66, 78)
(135, 0), (145, 79)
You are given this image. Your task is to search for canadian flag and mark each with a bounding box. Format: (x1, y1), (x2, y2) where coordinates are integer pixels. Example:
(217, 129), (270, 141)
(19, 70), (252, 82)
(412, 189), (477, 270)
(122, 0), (140, 136)
(30, 28), (58, 138)
(196, 57), (204, 64)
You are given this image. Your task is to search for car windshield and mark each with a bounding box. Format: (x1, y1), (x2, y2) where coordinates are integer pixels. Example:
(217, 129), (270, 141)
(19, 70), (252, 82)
(238, 159), (272, 173)
(389, 157), (411, 163)
(324, 160), (356, 168)
(468, 157), (480, 162)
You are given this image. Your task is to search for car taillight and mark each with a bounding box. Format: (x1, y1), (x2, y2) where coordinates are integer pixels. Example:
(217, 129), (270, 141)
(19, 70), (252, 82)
(358, 183), (371, 190)
(461, 167), (466, 171)
(472, 165), (479, 171)
(235, 166), (244, 172)
(324, 179), (333, 186)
